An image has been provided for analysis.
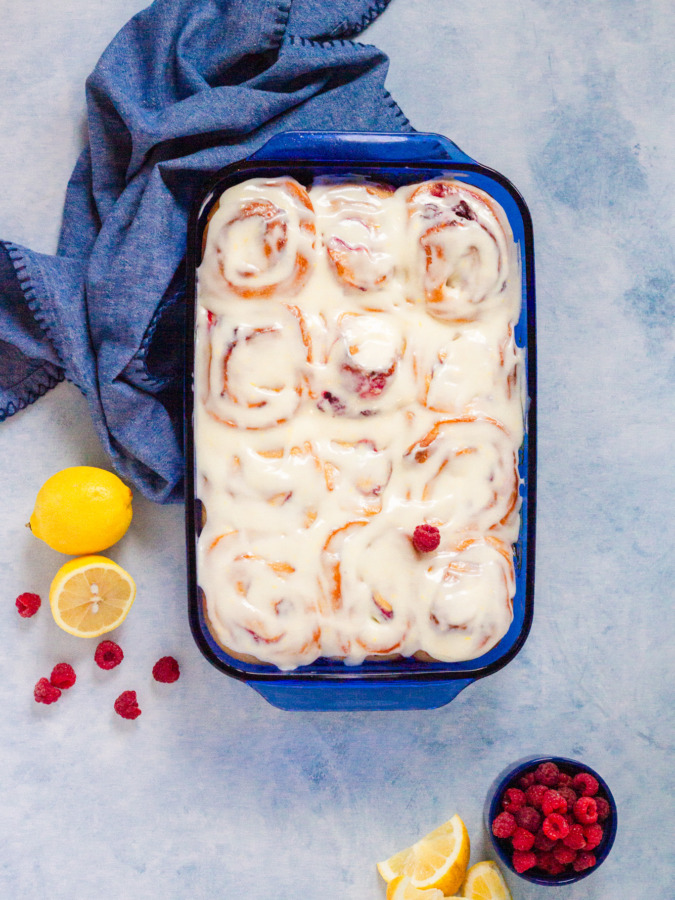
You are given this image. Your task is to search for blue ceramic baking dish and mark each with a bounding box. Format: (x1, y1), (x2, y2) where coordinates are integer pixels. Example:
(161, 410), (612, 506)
(184, 131), (536, 711)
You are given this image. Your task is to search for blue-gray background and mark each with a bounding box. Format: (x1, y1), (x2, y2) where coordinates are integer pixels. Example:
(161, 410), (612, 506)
(1, 1), (673, 897)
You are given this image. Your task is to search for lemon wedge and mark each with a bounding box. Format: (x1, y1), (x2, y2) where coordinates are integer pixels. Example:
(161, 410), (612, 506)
(461, 860), (512, 900)
(377, 814), (470, 895)
(386, 873), (464, 900)
(30, 466), (133, 555)
(49, 555), (136, 637)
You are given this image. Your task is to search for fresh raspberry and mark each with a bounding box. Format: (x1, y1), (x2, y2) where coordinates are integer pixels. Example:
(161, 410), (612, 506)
(152, 656), (180, 683)
(16, 592), (41, 618)
(412, 524), (440, 553)
(572, 851), (596, 872)
(511, 850), (537, 874)
(557, 785), (578, 808)
(114, 690), (141, 720)
(501, 787), (526, 812)
(535, 851), (565, 875)
(519, 772), (536, 790)
(573, 796), (598, 825)
(594, 796), (610, 821)
(556, 771), (573, 787)
(542, 813), (570, 841)
(534, 762), (560, 786)
(563, 823), (587, 850)
(492, 811), (517, 839)
(573, 772), (599, 797)
(525, 783), (549, 809)
(34, 677), (61, 705)
(583, 823), (604, 850)
(511, 827), (535, 851)
(553, 843), (577, 866)
(542, 789), (567, 816)
(533, 828), (556, 852)
(49, 663), (76, 690)
(515, 805), (542, 832)
(95, 640), (124, 670)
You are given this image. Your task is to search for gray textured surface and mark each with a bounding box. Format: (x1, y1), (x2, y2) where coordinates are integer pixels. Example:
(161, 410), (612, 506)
(1, 1), (673, 897)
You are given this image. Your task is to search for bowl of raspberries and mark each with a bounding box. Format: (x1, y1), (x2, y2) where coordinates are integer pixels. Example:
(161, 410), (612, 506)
(485, 756), (617, 884)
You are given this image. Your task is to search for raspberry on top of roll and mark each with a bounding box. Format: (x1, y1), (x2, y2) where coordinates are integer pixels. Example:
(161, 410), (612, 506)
(194, 175), (525, 671)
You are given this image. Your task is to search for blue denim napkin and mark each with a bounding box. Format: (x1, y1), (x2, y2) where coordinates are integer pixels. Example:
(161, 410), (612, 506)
(0, 0), (411, 501)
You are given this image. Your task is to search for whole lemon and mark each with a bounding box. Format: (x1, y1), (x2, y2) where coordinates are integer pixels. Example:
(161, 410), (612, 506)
(29, 466), (133, 555)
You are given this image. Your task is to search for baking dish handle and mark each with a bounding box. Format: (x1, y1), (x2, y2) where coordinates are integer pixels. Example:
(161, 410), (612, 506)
(247, 131), (475, 165)
(249, 677), (475, 712)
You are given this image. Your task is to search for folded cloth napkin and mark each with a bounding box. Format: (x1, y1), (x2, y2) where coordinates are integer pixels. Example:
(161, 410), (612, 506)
(0, 0), (411, 501)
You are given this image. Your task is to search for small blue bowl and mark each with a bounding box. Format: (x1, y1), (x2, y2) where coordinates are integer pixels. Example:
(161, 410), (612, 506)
(485, 755), (617, 885)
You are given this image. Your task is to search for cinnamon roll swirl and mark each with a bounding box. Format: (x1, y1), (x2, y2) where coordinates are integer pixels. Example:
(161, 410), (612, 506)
(200, 530), (322, 670)
(405, 180), (511, 322)
(422, 323), (524, 442)
(416, 535), (515, 661)
(198, 303), (311, 430)
(198, 177), (316, 312)
(320, 520), (415, 662)
(311, 180), (396, 292)
(403, 417), (520, 536)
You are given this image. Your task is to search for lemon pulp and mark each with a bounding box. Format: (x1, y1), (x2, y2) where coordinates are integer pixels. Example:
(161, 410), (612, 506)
(49, 555), (136, 638)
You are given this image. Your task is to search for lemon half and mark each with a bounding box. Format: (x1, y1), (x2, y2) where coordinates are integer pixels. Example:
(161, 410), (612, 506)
(30, 466), (133, 555)
(378, 814), (470, 896)
(49, 555), (136, 638)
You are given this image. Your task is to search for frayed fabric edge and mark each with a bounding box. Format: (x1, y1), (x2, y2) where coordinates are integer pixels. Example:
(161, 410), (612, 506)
(0, 369), (65, 423)
(0, 240), (67, 422)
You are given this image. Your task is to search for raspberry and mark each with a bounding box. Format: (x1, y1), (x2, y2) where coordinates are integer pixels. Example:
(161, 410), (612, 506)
(573, 772), (599, 797)
(412, 524), (440, 553)
(519, 772), (536, 790)
(542, 789), (567, 816)
(514, 805), (542, 832)
(563, 823), (587, 850)
(114, 690), (141, 720)
(542, 813), (569, 841)
(573, 796), (598, 825)
(152, 656), (180, 683)
(572, 851), (596, 872)
(557, 785), (578, 808)
(535, 851), (565, 875)
(95, 640), (124, 670)
(553, 843), (577, 866)
(583, 823), (603, 850)
(594, 796), (610, 821)
(556, 771), (573, 787)
(34, 677), (61, 705)
(49, 663), (76, 690)
(501, 787), (526, 812)
(511, 850), (537, 874)
(511, 827), (535, 851)
(525, 783), (548, 809)
(492, 811), (517, 839)
(16, 592), (41, 618)
(534, 762), (560, 786)
(533, 828), (556, 852)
